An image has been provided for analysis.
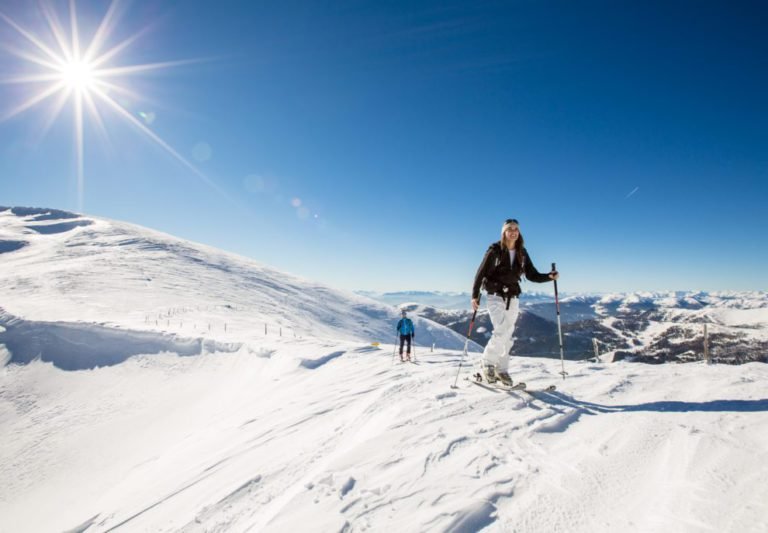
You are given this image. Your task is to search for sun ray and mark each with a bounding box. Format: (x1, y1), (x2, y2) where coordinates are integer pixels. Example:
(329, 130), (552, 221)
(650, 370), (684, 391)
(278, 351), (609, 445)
(95, 58), (206, 78)
(92, 86), (234, 201)
(37, 87), (73, 141)
(90, 79), (145, 104)
(0, 11), (65, 65)
(81, 89), (110, 147)
(40, 1), (74, 63)
(74, 88), (85, 209)
(1, 81), (67, 121)
(88, 22), (153, 69)
(68, 0), (81, 61)
(0, 72), (64, 85)
(0, 43), (63, 71)
(82, 0), (121, 64)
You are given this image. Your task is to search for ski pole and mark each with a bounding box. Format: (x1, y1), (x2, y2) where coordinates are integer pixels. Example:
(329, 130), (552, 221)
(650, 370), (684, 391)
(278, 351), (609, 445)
(552, 262), (567, 379)
(412, 335), (416, 362)
(392, 331), (399, 364)
(451, 296), (480, 389)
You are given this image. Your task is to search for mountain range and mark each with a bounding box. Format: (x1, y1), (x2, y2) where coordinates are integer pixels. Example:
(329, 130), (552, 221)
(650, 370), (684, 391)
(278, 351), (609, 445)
(363, 290), (768, 364)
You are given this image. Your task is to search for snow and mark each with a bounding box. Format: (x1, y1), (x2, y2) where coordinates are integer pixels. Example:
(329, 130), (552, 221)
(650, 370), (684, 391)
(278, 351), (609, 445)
(1, 207), (768, 532)
(3, 351), (767, 532)
(0, 208), (473, 352)
(710, 308), (768, 328)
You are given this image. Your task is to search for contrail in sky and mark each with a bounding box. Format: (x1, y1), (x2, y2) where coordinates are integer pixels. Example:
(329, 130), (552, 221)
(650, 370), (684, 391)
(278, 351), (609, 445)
(625, 186), (639, 199)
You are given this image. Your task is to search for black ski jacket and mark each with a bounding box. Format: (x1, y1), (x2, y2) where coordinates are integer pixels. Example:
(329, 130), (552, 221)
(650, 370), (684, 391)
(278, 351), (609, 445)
(472, 242), (552, 301)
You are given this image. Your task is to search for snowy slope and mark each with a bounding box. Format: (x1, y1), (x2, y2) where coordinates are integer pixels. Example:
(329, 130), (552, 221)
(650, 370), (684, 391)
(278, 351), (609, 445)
(0, 207), (474, 362)
(2, 347), (767, 532)
(1, 207), (768, 533)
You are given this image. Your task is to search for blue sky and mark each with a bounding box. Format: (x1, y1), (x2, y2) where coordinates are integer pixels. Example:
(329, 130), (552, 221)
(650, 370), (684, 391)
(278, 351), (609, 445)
(1, 0), (766, 293)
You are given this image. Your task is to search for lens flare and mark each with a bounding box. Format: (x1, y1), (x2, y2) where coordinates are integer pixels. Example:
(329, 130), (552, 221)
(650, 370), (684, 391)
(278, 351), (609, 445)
(138, 110), (155, 125)
(243, 174), (266, 193)
(192, 142), (212, 162)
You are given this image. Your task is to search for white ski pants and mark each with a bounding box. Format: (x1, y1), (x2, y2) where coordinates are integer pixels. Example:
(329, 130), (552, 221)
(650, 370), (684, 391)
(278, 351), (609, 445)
(481, 294), (520, 372)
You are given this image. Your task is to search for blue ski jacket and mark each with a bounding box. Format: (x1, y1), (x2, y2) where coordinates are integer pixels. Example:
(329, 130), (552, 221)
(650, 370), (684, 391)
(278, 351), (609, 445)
(396, 318), (415, 336)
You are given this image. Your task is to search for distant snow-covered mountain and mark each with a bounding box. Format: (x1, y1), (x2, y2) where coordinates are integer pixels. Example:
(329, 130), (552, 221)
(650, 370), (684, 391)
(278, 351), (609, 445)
(358, 289), (553, 310)
(369, 290), (768, 364)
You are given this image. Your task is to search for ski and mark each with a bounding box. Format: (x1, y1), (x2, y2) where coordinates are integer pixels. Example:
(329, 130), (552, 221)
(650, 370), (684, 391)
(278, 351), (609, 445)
(523, 385), (557, 394)
(466, 374), (526, 392)
(464, 373), (556, 395)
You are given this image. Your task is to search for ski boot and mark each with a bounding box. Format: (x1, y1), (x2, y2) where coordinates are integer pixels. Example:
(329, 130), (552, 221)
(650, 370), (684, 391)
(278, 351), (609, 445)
(495, 369), (513, 387)
(481, 363), (498, 384)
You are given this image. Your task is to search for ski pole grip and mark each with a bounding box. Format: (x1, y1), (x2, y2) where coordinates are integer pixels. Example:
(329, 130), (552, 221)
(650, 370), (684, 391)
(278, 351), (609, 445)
(470, 294), (481, 320)
(551, 262), (556, 272)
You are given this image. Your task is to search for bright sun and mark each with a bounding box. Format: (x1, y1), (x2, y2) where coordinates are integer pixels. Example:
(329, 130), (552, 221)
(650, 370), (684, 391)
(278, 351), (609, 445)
(59, 60), (97, 92)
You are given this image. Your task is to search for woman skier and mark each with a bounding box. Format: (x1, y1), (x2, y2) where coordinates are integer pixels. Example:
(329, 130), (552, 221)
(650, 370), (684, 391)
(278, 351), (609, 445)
(471, 218), (559, 385)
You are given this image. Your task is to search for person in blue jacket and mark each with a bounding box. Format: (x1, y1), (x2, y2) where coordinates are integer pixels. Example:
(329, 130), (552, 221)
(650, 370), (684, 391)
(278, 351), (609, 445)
(396, 309), (415, 362)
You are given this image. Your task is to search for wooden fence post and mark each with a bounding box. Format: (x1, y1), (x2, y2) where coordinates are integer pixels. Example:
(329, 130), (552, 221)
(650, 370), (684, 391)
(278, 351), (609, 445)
(593, 338), (600, 362)
(704, 324), (710, 363)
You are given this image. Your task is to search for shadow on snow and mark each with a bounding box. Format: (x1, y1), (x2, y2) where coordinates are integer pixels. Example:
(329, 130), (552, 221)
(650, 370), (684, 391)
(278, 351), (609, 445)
(529, 390), (768, 413)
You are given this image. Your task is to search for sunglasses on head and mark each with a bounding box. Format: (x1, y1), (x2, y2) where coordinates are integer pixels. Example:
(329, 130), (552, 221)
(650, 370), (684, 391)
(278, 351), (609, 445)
(505, 219), (519, 225)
